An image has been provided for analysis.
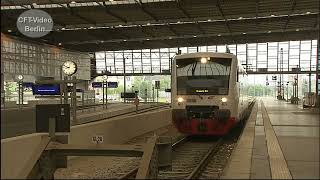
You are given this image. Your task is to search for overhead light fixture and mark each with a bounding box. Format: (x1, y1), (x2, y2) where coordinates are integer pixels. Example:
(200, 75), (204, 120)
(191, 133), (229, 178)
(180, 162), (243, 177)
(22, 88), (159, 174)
(193, 35), (197, 38)
(217, 34), (221, 36)
(242, 32), (246, 34)
(118, 25), (123, 27)
(100, 40), (104, 43)
(177, 21), (181, 24)
(169, 37), (172, 39)
(123, 39), (127, 41)
(61, 27), (65, 30)
(109, 0), (114, 1)
(71, 1), (76, 3)
(271, 14), (275, 17)
(207, 19), (212, 22)
(7, 29), (12, 32)
(238, 17), (243, 19)
(146, 38), (150, 40)
(147, 23), (151, 25)
(32, 3), (37, 6)
(58, 43), (62, 46)
(268, 31), (271, 33)
(200, 57), (208, 64)
(89, 26), (94, 29)
(296, 28), (300, 31)
(306, 11), (311, 14)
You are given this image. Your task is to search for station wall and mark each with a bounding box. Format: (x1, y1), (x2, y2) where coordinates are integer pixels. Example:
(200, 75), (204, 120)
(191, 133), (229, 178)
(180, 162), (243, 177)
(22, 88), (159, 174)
(1, 33), (91, 81)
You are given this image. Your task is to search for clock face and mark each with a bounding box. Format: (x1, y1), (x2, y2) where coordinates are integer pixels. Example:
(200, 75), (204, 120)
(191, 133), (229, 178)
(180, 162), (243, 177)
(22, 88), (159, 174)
(62, 61), (77, 76)
(17, 75), (24, 80)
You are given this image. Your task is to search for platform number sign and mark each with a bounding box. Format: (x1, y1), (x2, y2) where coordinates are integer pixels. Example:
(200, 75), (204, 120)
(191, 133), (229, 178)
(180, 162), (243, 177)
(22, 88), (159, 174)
(155, 81), (160, 89)
(92, 135), (104, 144)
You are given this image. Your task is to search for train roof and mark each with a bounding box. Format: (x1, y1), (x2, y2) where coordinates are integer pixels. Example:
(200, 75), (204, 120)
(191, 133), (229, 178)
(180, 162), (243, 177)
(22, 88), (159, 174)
(175, 52), (236, 60)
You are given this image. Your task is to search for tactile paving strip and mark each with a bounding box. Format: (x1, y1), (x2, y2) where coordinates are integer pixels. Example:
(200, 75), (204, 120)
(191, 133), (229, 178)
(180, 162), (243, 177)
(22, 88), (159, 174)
(261, 101), (292, 179)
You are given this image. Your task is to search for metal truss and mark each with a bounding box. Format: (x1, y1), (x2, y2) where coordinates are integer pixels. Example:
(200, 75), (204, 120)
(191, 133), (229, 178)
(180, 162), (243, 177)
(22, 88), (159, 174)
(1, 34), (91, 80)
(95, 40), (318, 76)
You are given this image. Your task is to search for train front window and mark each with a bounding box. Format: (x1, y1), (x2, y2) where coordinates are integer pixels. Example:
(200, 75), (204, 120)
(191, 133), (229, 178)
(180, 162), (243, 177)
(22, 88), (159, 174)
(176, 57), (231, 95)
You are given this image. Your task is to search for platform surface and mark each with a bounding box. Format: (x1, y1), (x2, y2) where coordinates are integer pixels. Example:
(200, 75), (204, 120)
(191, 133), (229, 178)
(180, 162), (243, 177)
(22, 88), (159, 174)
(222, 97), (319, 179)
(1, 103), (156, 139)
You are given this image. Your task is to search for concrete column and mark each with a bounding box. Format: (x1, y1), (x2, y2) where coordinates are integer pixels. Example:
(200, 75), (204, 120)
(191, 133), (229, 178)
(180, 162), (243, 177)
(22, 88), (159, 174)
(1, 73), (5, 107)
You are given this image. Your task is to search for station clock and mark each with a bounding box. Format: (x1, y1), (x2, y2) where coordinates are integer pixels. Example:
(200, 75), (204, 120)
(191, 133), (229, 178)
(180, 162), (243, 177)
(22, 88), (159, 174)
(62, 61), (77, 76)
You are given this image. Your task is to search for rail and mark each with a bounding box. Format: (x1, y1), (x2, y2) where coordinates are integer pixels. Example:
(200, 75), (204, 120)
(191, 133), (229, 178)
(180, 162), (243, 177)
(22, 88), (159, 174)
(118, 135), (188, 179)
(73, 103), (171, 126)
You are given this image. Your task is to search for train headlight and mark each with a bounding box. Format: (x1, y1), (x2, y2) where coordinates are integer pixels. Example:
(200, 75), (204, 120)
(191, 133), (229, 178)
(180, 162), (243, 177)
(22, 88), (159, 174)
(221, 97), (228, 103)
(177, 97), (184, 103)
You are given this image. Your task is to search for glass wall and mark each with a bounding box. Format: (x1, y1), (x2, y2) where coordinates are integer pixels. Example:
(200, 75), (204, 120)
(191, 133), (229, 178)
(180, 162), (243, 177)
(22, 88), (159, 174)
(95, 40), (318, 100)
(91, 75), (171, 103)
(96, 40), (317, 74)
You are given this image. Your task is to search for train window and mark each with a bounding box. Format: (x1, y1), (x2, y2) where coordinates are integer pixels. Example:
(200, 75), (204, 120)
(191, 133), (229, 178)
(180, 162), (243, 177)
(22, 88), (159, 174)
(176, 57), (232, 95)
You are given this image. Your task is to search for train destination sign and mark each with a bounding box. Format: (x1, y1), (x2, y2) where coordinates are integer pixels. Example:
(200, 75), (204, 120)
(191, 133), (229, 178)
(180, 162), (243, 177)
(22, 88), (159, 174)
(196, 89), (209, 93)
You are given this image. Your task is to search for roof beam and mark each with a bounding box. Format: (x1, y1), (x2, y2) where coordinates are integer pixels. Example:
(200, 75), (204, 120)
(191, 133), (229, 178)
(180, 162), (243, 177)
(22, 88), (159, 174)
(64, 30), (318, 52)
(134, 0), (158, 21)
(47, 0), (94, 26)
(216, 0), (232, 35)
(176, 0), (205, 35)
(166, 24), (179, 36)
(195, 23), (206, 35)
(216, 0), (235, 43)
(111, 27), (131, 39)
(139, 26), (155, 38)
(176, 0), (191, 19)
(65, 3), (96, 25)
(61, 26), (318, 45)
(255, 0), (259, 22)
(100, 2), (127, 23)
(283, 0), (297, 31)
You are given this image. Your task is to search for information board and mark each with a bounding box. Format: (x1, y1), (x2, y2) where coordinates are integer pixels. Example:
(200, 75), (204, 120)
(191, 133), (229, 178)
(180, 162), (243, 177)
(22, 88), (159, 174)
(32, 84), (60, 95)
(92, 82), (103, 88)
(107, 82), (118, 88)
(121, 92), (136, 98)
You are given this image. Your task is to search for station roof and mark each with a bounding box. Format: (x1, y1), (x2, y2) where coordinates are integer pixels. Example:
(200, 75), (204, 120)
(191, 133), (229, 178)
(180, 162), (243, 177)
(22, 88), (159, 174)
(1, 0), (319, 52)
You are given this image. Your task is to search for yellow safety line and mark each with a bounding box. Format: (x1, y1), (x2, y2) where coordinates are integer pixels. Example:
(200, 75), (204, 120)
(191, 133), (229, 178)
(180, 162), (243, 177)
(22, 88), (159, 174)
(261, 101), (292, 179)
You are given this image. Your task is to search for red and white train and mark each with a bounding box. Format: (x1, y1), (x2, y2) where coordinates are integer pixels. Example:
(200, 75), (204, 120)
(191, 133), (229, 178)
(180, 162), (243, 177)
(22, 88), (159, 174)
(171, 52), (254, 135)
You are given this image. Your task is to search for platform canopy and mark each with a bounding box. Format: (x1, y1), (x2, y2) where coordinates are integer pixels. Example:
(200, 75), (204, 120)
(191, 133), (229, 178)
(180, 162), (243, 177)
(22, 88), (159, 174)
(1, 0), (319, 52)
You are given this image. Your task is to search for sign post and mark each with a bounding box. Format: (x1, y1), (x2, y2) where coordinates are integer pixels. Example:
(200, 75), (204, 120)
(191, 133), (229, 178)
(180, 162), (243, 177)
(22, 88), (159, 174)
(155, 81), (160, 103)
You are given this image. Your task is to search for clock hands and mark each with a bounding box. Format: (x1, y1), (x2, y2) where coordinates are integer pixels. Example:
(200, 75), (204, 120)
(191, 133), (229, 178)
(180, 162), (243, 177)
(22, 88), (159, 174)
(63, 61), (77, 75)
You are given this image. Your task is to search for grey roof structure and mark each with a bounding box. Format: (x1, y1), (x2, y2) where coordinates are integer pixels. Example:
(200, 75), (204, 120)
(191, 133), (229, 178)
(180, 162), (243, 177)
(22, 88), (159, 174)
(1, 0), (319, 52)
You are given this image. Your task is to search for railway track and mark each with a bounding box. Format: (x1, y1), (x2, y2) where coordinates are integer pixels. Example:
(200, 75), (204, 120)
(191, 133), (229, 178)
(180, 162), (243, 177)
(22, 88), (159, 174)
(74, 103), (171, 126)
(117, 121), (244, 179)
(158, 137), (223, 179)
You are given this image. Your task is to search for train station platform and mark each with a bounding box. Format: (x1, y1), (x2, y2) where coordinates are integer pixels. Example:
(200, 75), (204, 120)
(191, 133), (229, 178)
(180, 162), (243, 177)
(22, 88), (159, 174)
(1, 104), (172, 179)
(1, 102), (162, 139)
(222, 98), (319, 179)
